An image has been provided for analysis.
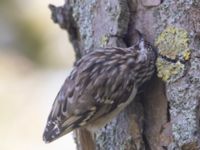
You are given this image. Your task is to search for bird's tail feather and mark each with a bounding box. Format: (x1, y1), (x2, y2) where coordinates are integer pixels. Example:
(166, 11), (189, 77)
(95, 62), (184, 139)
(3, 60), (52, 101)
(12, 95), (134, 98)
(75, 128), (95, 150)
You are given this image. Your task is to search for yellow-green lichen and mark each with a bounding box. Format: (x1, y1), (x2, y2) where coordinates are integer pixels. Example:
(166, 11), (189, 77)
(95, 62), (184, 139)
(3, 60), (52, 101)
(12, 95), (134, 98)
(156, 58), (185, 81)
(183, 50), (191, 61)
(155, 26), (191, 82)
(100, 35), (109, 46)
(155, 26), (191, 60)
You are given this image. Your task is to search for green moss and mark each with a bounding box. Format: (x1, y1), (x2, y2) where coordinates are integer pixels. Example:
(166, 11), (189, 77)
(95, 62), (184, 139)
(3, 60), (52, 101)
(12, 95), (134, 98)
(155, 26), (191, 82)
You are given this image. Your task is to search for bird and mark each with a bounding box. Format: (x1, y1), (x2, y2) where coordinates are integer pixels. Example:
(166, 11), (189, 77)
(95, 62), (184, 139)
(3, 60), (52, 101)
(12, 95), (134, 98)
(43, 32), (157, 143)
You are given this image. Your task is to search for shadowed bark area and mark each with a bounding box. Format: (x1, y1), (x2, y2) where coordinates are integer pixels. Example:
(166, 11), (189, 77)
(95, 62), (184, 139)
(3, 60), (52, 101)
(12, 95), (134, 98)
(49, 0), (200, 149)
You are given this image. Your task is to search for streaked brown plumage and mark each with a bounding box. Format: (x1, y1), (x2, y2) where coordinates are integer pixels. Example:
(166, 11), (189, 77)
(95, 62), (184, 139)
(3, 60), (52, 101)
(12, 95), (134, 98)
(43, 35), (156, 143)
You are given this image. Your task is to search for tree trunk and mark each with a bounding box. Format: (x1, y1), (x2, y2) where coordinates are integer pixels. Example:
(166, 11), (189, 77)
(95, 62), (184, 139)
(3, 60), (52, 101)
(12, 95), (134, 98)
(49, 0), (200, 149)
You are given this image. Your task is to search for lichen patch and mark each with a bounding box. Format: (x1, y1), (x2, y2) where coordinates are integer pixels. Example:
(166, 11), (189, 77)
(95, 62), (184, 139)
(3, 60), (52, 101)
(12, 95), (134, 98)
(155, 26), (191, 82)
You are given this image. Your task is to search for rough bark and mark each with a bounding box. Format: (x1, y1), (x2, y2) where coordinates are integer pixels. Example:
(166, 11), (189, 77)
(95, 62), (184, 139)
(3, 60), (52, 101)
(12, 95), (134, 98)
(49, 0), (200, 149)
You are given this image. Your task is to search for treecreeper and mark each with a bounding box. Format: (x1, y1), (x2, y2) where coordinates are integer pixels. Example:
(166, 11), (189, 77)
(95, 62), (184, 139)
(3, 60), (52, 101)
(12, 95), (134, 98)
(43, 32), (157, 143)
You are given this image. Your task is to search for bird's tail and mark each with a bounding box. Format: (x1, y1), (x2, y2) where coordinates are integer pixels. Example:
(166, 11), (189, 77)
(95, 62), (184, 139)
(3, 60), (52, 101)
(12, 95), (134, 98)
(75, 128), (96, 150)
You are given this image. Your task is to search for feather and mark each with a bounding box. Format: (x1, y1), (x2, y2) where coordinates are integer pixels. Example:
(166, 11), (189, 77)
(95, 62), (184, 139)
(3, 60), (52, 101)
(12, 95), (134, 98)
(43, 39), (156, 143)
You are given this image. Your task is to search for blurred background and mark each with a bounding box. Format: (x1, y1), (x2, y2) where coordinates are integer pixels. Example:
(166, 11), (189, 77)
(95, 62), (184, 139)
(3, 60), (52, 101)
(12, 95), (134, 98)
(0, 0), (76, 149)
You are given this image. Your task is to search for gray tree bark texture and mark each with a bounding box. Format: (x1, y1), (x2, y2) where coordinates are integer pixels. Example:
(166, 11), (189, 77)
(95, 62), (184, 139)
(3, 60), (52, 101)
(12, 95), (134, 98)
(49, 0), (200, 149)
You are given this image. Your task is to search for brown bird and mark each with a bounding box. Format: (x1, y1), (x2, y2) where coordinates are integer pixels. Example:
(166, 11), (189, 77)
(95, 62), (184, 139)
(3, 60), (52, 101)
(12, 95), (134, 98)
(43, 33), (156, 143)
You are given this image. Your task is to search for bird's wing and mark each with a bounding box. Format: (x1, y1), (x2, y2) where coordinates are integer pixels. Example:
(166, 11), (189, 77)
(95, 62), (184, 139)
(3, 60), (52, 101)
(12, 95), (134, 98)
(43, 48), (136, 143)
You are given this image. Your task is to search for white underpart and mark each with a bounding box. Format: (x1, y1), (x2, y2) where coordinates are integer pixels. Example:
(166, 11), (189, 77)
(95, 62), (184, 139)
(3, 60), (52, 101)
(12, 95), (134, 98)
(87, 86), (137, 132)
(138, 39), (147, 62)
